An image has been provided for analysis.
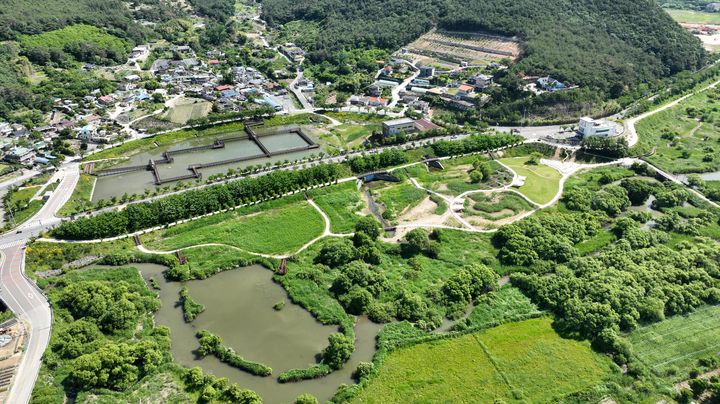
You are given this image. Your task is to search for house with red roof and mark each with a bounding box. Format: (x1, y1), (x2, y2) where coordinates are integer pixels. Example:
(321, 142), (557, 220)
(367, 96), (387, 107)
(457, 84), (474, 96)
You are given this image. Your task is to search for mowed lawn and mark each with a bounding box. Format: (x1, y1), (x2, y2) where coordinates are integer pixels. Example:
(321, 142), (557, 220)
(629, 304), (720, 378)
(355, 317), (613, 403)
(309, 181), (365, 234)
(142, 197), (325, 255)
(499, 157), (562, 205)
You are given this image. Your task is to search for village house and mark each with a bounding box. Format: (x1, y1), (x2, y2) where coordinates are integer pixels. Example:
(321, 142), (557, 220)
(457, 84), (474, 96)
(131, 45), (150, 59)
(367, 96), (387, 107)
(472, 74), (494, 90)
(418, 65), (435, 78)
(4, 146), (36, 165)
(537, 76), (567, 92)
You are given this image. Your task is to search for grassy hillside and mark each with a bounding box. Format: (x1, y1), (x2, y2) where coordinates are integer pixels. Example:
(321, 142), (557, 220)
(262, 0), (705, 95)
(0, 0), (144, 41)
(19, 24), (132, 65)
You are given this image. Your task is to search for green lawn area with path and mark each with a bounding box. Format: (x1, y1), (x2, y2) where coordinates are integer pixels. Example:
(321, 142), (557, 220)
(405, 156), (511, 197)
(142, 196), (325, 255)
(498, 156), (562, 205)
(308, 181), (365, 233)
(355, 317), (614, 403)
(373, 181), (427, 222)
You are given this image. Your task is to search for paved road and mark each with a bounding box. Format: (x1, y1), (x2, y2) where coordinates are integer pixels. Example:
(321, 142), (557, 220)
(289, 69), (314, 112)
(0, 162), (79, 404)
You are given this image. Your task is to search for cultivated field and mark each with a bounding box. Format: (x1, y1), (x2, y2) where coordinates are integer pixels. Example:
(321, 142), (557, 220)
(667, 9), (720, 25)
(498, 157), (562, 205)
(355, 317), (613, 403)
(401, 29), (521, 69)
(629, 304), (720, 378)
(160, 97), (212, 124)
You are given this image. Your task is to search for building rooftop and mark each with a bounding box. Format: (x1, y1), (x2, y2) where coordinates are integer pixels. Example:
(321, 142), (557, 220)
(383, 117), (414, 126)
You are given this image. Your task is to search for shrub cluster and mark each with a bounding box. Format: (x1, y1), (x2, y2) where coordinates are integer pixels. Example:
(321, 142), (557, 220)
(196, 330), (272, 377)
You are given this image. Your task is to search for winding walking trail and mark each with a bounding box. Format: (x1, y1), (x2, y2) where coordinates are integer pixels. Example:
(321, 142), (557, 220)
(39, 157), (631, 259)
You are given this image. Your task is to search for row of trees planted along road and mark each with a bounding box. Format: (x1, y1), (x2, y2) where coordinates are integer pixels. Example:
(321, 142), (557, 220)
(51, 134), (522, 240)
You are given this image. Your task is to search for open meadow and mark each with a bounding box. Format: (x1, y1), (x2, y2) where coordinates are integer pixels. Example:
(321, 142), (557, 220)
(57, 174), (96, 216)
(308, 181), (365, 233)
(354, 317), (613, 403)
(371, 176), (427, 222)
(160, 98), (212, 124)
(464, 191), (534, 223)
(666, 9), (720, 24)
(142, 195), (325, 255)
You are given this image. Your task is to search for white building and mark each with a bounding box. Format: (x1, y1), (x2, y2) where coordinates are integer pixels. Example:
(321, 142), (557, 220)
(382, 118), (416, 137)
(578, 117), (616, 137)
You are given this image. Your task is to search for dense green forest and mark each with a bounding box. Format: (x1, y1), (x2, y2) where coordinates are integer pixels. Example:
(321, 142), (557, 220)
(262, 0), (706, 95)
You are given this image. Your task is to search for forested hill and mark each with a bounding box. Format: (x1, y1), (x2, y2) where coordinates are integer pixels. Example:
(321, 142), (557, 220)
(261, 0), (706, 94)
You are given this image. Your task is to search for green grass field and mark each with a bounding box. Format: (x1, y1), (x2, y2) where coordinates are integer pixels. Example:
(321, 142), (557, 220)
(323, 111), (387, 123)
(142, 196), (325, 255)
(636, 86), (720, 173)
(405, 157), (511, 197)
(629, 304), (720, 379)
(308, 181), (365, 233)
(666, 9), (720, 24)
(57, 174), (96, 216)
(355, 317), (613, 403)
(499, 157), (562, 205)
